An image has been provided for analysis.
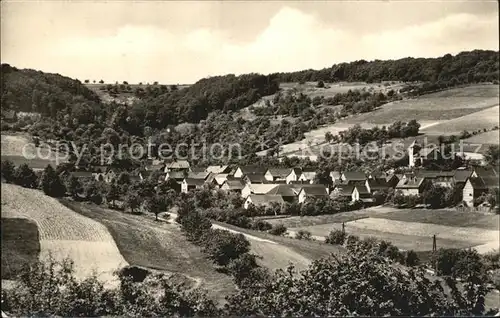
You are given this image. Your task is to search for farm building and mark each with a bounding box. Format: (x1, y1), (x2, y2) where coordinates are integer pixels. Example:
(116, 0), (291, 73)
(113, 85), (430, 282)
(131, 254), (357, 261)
(340, 171), (367, 183)
(298, 185), (329, 203)
(244, 194), (286, 210)
(365, 178), (391, 193)
(352, 184), (373, 203)
(241, 183), (282, 198)
(395, 176), (428, 196)
(164, 160), (191, 173)
(233, 166), (268, 178)
(243, 173), (268, 184)
(285, 168), (302, 184)
(462, 167), (499, 206)
(266, 184), (299, 202)
(220, 179), (246, 194)
(164, 171), (186, 182)
(415, 170), (455, 188)
(187, 171), (211, 180)
(181, 178), (205, 193)
(298, 169), (317, 184)
(408, 140), (441, 167)
(264, 168), (293, 182)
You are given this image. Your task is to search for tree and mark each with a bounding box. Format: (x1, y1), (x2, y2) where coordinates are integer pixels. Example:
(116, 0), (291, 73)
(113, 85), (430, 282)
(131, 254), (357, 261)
(485, 145), (500, 166)
(422, 184), (447, 208)
(201, 229), (250, 267)
(84, 79), (89, 83)
(316, 80), (325, 88)
(84, 180), (103, 204)
(144, 194), (164, 221)
(65, 175), (82, 199)
(125, 191), (141, 214)
(39, 165), (66, 197)
(325, 131), (334, 143)
(1, 160), (16, 182)
(13, 164), (38, 188)
(224, 249), (491, 316)
(105, 183), (120, 207)
(99, 79), (104, 84)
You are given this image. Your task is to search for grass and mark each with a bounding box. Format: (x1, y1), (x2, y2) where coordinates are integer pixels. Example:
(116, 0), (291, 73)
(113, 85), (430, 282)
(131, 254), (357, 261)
(421, 106), (499, 136)
(371, 208), (500, 230)
(1, 184), (128, 286)
(211, 220), (346, 261)
(1, 218), (40, 279)
(60, 199), (237, 304)
(0, 155), (58, 170)
(464, 130), (500, 145)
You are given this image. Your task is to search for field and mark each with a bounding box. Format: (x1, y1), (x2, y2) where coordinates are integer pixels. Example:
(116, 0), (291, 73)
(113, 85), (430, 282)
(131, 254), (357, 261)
(1, 184), (128, 287)
(463, 130), (500, 145)
(268, 207), (499, 253)
(1, 218), (40, 279)
(421, 105), (500, 136)
(1, 133), (62, 170)
(280, 81), (405, 98)
(263, 84), (499, 157)
(60, 200), (237, 303)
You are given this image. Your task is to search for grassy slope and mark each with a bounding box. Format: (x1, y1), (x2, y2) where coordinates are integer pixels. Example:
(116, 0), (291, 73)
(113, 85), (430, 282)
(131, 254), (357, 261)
(1, 218), (40, 279)
(60, 200), (236, 304)
(464, 130), (500, 145)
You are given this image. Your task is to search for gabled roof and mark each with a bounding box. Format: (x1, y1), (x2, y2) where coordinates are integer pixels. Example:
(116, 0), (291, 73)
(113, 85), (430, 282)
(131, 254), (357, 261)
(222, 179), (246, 190)
(187, 171), (210, 180)
(247, 184), (282, 194)
(244, 174), (268, 183)
(183, 178), (205, 186)
(342, 171), (366, 181)
(190, 167), (206, 173)
(166, 171), (186, 179)
(247, 194), (285, 207)
(206, 165), (230, 174)
(300, 171), (317, 180)
(237, 166), (268, 175)
(354, 184), (371, 196)
(367, 178), (390, 190)
(266, 184), (297, 197)
(415, 170), (454, 179)
(474, 166), (499, 179)
(396, 177), (425, 189)
(213, 174), (229, 185)
(468, 176), (499, 190)
(453, 169), (474, 183)
(165, 160), (190, 169)
(335, 184), (355, 196)
(300, 185), (329, 196)
(291, 168), (303, 175)
(266, 168), (292, 178)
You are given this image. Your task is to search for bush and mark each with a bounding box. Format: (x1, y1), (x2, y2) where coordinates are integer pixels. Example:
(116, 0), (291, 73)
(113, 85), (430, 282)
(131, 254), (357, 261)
(201, 229), (251, 267)
(251, 219), (272, 231)
(39, 165), (66, 197)
(345, 234), (360, 250)
(269, 224), (287, 236)
(405, 250), (420, 267)
(295, 230), (312, 240)
(325, 229), (346, 245)
(432, 248), (485, 278)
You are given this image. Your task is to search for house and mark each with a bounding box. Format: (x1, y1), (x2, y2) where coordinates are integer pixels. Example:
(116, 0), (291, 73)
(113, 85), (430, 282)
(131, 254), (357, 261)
(181, 178), (205, 193)
(368, 170), (388, 180)
(395, 176), (427, 196)
(243, 173), (268, 184)
(190, 167), (206, 173)
(241, 183), (281, 198)
(233, 166), (268, 179)
(205, 165), (231, 174)
(340, 171), (366, 184)
(139, 170), (152, 181)
(330, 184), (355, 200)
(408, 140), (441, 167)
(164, 160), (191, 172)
(220, 179), (246, 194)
(264, 168), (292, 182)
(352, 184), (373, 203)
(298, 185), (329, 203)
(285, 168), (302, 184)
(187, 171), (211, 180)
(165, 171), (186, 182)
(210, 174), (229, 188)
(385, 173), (400, 188)
(365, 178), (391, 193)
(244, 194), (286, 210)
(145, 159), (165, 171)
(415, 170), (455, 188)
(298, 169), (317, 184)
(462, 167), (499, 206)
(266, 184), (299, 202)
(329, 171), (341, 183)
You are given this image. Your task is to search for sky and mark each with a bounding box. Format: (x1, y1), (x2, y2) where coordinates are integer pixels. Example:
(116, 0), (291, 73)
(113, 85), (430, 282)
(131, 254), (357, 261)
(1, 0), (498, 84)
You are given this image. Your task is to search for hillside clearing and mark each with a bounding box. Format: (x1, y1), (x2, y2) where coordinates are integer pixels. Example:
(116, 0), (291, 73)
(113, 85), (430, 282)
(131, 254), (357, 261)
(1, 218), (40, 279)
(1, 184), (128, 286)
(463, 130), (500, 145)
(60, 200), (237, 304)
(421, 105), (499, 135)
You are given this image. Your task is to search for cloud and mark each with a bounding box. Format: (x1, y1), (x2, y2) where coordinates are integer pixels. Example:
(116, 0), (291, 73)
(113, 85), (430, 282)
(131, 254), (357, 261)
(6, 6), (498, 83)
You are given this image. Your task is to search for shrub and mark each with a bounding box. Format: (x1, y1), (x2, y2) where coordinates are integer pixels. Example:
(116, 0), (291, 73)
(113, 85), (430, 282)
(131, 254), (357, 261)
(251, 219), (272, 231)
(483, 251), (500, 270)
(269, 224), (287, 236)
(405, 250), (420, 267)
(201, 229), (251, 267)
(345, 234), (360, 250)
(39, 165), (66, 197)
(295, 230), (312, 240)
(325, 229), (346, 245)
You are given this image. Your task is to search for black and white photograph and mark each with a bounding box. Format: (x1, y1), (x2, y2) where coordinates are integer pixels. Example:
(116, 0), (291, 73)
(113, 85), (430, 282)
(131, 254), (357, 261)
(1, 0), (499, 316)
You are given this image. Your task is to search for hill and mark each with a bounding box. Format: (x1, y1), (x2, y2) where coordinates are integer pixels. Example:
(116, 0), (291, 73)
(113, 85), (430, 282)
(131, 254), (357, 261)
(0, 64), (100, 117)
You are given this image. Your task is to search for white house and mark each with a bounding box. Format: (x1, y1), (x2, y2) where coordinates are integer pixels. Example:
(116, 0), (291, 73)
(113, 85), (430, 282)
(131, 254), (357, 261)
(298, 185), (329, 203)
(264, 168), (292, 182)
(285, 168), (302, 184)
(233, 166), (268, 179)
(241, 183), (280, 199)
(181, 178), (205, 193)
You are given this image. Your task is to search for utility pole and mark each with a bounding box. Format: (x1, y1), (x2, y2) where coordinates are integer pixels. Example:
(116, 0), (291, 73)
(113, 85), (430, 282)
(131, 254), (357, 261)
(342, 222), (345, 234)
(433, 234), (438, 274)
